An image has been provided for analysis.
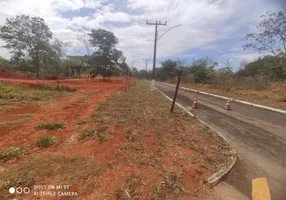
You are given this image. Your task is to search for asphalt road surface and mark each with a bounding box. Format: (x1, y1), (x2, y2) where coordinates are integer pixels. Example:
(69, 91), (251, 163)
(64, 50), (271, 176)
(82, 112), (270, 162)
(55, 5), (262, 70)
(156, 82), (286, 200)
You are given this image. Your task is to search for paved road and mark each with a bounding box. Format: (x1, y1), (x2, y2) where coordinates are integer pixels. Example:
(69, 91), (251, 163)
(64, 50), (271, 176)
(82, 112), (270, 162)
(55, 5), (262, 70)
(156, 82), (286, 200)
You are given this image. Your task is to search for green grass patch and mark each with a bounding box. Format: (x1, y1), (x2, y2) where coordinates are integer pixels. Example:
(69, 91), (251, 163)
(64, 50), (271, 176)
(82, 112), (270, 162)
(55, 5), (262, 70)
(35, 121), (65, 130)
(0, 146), (29, 162)
(36, 136), (58, 148)
(0, 82), (73, 102)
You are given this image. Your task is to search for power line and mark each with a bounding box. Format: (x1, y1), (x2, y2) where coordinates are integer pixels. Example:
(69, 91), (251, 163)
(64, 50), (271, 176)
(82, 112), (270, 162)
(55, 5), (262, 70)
(171, 0), (180, 18)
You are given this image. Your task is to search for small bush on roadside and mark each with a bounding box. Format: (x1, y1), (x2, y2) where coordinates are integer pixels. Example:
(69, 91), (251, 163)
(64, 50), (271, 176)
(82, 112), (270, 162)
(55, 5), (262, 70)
(36, 136), (57, 148)
(35, 121), (65, 130)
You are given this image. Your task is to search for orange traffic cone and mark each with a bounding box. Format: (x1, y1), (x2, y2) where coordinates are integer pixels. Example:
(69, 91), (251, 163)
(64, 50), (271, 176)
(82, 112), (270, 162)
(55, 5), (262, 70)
(192, 97), (199, 109)
(225, 98), (231, 110)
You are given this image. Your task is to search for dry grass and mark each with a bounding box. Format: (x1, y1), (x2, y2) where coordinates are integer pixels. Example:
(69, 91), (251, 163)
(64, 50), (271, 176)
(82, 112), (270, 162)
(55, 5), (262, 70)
(0, 82), (72, 101)
(78, 125), (108, 143)
(92, 81), (232, 198)
(63, 94), (94, 109)
(0, 117), (30, 127)
(115, 174), (143, 200)
(0, 153), (105, 197)
(151, 171), (184, 200)
(179, 81), (286, 109)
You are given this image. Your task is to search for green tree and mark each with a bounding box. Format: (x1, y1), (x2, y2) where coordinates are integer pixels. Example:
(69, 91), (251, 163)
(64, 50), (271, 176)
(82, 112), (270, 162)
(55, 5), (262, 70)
(88, 29), (125, 78)
(89, 28), (119, 58)
(0, 57), (12, 70)
(158, 60), (177, 81)
(236, 53), (286, 80)
(0, 15), (53, 78)
(188, 58), (218, 83)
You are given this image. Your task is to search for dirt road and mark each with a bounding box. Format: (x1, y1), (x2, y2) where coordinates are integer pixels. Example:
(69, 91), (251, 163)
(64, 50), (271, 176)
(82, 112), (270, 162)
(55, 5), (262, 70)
(156, 82), (286, 200)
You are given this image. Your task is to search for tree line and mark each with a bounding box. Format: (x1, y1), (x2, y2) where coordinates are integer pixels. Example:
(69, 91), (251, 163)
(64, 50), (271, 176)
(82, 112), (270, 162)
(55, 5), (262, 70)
(0, 15), (129, 79)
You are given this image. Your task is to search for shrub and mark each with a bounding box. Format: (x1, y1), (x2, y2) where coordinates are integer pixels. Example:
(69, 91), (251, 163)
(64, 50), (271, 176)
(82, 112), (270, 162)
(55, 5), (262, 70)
(36, 136), (57, 148)
(35, 121), (65, 130)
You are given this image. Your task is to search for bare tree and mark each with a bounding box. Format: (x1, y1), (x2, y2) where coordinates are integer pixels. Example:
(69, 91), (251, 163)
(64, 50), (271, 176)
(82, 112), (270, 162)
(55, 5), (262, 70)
(243, 10), (286, 56)
(77, 32), (91, 56)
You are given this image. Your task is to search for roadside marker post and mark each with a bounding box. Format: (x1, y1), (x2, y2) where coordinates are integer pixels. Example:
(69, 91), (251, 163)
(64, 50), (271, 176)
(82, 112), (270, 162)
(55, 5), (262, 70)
(170, 69), (183, 113)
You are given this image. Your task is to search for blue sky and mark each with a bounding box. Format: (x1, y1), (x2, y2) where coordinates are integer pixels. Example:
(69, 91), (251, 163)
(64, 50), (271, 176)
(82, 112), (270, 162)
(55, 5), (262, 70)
(0, 0), (285, 70)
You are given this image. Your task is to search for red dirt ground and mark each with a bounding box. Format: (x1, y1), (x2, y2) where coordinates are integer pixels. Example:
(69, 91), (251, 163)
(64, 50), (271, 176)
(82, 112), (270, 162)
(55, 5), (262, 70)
(0, 78), (128, 150)
(0, 78), (222, 200)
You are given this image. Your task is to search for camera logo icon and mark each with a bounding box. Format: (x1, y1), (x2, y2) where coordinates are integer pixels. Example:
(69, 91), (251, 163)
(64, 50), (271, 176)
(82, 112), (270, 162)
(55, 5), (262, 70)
(9, 187), (30, 194)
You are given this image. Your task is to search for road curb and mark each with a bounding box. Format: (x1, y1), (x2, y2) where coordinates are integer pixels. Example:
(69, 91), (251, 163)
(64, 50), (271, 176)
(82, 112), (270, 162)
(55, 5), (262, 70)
(156, 87), (237, 188)
(161, 82), (286, 115)
(155, 88), (195, 117)
(193, 116), (237, 187)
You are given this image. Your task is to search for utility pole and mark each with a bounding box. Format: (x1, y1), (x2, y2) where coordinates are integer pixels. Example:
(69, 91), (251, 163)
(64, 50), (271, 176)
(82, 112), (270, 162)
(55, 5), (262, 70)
(146, 20), (167, 91)
(125, 67), (128, 92)
(143, 59), (148, 79)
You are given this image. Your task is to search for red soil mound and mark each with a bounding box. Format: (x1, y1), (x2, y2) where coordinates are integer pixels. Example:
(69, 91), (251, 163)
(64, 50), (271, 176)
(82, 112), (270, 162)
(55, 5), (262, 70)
(0, 66), (29, 79)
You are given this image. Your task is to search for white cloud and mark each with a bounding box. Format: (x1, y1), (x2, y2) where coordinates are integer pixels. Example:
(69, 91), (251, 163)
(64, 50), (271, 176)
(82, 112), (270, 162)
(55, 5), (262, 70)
(234, 53), (263, 62)
(220, 52), (265, 65)
(0, 0), (283, 70)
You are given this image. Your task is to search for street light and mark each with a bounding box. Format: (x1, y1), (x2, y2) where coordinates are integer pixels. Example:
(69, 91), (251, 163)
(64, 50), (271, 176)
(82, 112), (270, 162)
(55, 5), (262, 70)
(150, 24), (182, 91)
(157, 24), (182, 41)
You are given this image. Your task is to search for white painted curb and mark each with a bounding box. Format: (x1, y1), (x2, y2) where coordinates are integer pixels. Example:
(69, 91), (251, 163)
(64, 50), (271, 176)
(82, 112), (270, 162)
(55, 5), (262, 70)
(160, 82), (286, 115)
(155, 88), (195, 117)
(155, 86), (237, 187)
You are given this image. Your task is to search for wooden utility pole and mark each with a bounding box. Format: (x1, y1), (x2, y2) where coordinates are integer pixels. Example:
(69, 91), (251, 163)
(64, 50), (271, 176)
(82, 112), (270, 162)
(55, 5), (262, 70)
(143, 59), (148, 79)
(146, 20), (167, 91)
(170, 69), (183, 113)
(125, 67), (128, 92)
